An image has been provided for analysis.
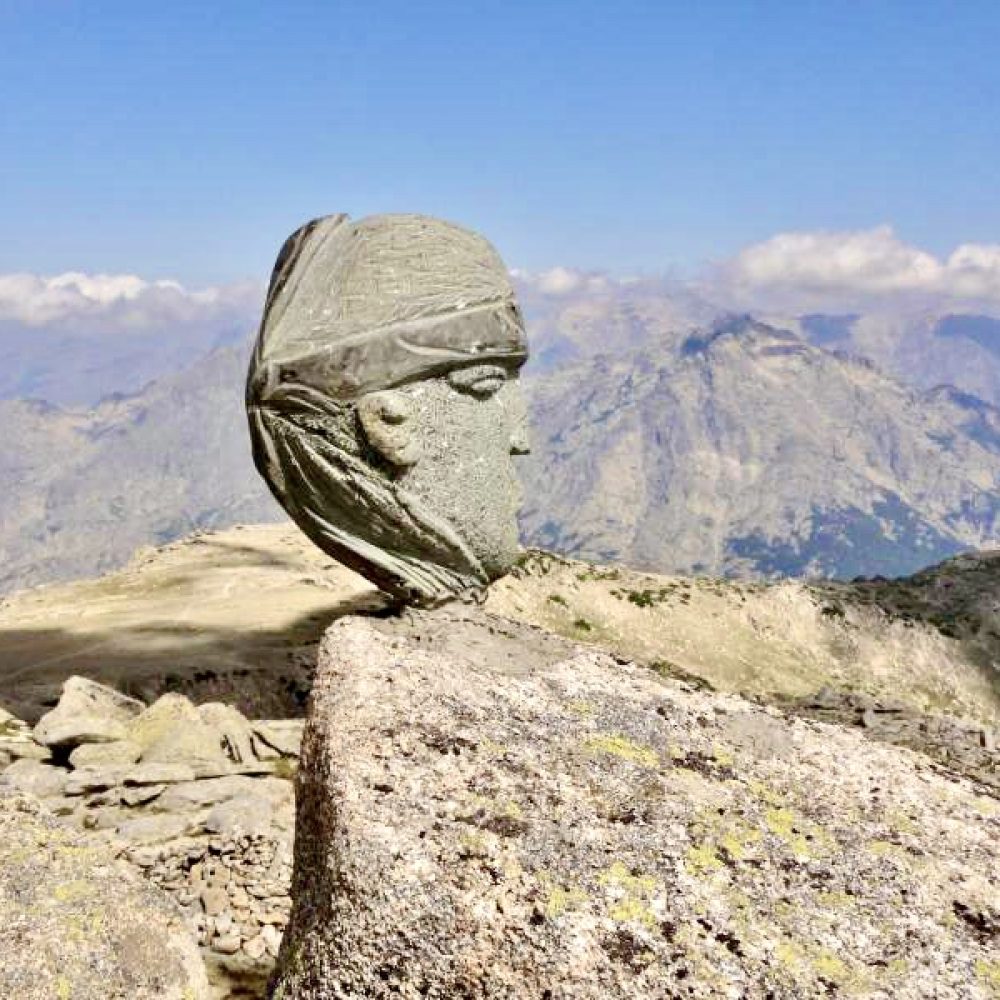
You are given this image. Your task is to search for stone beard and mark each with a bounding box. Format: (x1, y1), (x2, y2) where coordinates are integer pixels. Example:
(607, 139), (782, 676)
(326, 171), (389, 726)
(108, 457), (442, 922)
(245, 213), (531, 606)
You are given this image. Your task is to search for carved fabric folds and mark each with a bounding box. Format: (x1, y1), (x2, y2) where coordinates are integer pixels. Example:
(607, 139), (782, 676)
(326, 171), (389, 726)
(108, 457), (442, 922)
(246, 213), (528, 605)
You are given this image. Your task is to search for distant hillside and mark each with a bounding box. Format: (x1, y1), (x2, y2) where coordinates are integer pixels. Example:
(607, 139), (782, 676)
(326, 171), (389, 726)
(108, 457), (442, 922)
(0, 345), (281, 593)
(789, 310), (1000, 408)
(3, 319), (1000, 594)
(520, 317), (1000, 578)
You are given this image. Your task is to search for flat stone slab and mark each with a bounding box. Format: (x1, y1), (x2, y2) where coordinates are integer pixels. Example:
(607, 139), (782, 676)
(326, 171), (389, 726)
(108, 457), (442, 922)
(272, 610), (1000, 999)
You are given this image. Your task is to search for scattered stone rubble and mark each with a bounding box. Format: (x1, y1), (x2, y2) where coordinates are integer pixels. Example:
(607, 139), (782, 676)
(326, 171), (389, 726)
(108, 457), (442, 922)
(129, 833), (292, 984)
(0, 789), (211, 1000)
(778, 687), (999, 794)
(5, 628), (1000, 998)
(0, 677), (302, 995)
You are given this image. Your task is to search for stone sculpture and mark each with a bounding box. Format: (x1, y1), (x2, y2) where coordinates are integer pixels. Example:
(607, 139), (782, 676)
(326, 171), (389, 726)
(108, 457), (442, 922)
(246, 213), (531, 606)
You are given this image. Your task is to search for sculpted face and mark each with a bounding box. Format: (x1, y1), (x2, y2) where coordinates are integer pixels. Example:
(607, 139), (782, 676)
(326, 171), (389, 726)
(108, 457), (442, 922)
(360, 363), (530, 578)
(246, 213), (532, 606)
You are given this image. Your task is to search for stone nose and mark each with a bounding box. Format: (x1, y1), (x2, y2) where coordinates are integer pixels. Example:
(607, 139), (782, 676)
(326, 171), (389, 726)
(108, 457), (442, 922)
(509, 425), (531, 456)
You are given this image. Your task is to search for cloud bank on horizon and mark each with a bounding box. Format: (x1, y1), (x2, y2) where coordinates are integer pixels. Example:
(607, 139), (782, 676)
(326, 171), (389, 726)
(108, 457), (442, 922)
(713, 226), (1000, 316)
(0, 271), (262, 333)
(3, 227), (1000, 340)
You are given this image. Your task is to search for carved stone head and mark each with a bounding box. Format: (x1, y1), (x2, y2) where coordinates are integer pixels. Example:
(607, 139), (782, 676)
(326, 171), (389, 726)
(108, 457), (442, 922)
(246, 213), (531, 606)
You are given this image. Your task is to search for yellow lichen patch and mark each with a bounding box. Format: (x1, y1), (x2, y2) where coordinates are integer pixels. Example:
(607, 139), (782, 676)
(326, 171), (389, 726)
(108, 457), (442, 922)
(460, 792), (522, 822)
(973, 795), (997, 816)
(685, 843), (723, 874)
(479, 738), (507, 757)
(51, 880), (93, 903)
(764, 808), (796, 837)
(567, 700), (595, 717)
(775, 939), (805, 969)
(599, 862), (659, 928)
(867, 839), (904, 858)
(458, 831), (489, 857)
(711, 745), (735, 767)
(720, 824), (762, 861)
(764, 807), (834, 859)
(584, 733), (659, 768)
(56, 976), (71, 1000)
(600, 861), (657, 895)
(975, 959), (1000, 995)
(497, 798), (523, 819)
(884, 809), (919, 835)
(746, 778), (785, 807)
(545, 884), (589, 919)
(609, 895), (656, 928)
(813, 949), (851, 985)
(688, 808), (765, 868)
(816, 890), (854, 910)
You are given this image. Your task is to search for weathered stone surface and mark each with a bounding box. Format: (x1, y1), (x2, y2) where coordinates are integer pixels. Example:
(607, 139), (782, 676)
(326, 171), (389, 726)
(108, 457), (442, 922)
(199, 702), (257, 765)
(0, 737), (50, 763)
(124, 761), (197, 785)
(246, 213), (531, 607)
(64, 764), (131, 795)
(69, 737), (142, 768)
(116, 811), (193, 844)
(32, 675), (144, 747)
(252, 720), (305, 759)
(156, 774), (291, 813)
(0, 758), (67, 798)
(0, 704), (48, 769)
(273, 611), (1000, 999)
(204, 793), (280, 838)
(0, 789), (209, 999)
(129, 693), (233, 772)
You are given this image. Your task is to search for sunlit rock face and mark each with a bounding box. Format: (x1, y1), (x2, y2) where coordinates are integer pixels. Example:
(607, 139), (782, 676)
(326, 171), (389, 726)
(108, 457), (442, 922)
(270, 610), (1000, 1000)
(246, 213), (531, 606)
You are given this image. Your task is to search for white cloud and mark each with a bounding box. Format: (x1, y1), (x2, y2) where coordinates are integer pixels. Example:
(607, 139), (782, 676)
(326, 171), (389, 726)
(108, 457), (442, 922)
(513, 266), (604, 297)
(0, 271), (263, 332)
(534, 266), (586, 295)
(713, 226), (1000, 314)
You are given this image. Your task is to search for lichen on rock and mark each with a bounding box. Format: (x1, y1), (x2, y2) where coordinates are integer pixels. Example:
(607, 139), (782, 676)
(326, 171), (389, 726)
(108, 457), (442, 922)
(271, 609), (1000, 998)
(0, 788), (209, 999)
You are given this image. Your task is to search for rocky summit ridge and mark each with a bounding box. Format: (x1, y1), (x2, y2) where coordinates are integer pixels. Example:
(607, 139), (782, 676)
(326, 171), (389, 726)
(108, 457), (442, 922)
(273, 610), (999, 999)
(0, 524), (998, 997)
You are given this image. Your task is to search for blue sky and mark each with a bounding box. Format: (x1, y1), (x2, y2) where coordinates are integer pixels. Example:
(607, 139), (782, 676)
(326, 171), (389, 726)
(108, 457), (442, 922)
(2, 0), (999, 285)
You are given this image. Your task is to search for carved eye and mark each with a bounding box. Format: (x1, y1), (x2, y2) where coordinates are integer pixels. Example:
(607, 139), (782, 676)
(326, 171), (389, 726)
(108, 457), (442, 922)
(447, 365), (507, 398)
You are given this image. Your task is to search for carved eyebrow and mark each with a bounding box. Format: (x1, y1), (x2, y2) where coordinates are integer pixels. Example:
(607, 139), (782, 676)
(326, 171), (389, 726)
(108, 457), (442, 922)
(447, 364), (508, 396)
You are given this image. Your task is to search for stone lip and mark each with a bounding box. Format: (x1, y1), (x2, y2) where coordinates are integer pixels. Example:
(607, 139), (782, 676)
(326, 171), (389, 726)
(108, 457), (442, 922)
(273, 610), (1000, 999)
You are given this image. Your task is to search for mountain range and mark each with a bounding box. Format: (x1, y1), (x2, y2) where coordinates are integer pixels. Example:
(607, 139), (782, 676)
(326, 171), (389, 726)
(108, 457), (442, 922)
(4, 306), (1000, 595)
(520, 317), (1000, 577)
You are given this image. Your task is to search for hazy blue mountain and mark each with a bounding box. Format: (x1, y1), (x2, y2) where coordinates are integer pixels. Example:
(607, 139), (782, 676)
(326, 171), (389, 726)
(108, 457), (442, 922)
(4, 317), (1000, 595)
(0, 344), (281, 593)
(519, 318), (1000, 578)
(792, 311), (1000, 408)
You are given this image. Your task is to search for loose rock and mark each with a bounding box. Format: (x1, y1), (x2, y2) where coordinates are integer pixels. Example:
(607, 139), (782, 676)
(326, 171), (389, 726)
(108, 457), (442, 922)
(32, 675), (144, 748)
(0, 757), (67, 798)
